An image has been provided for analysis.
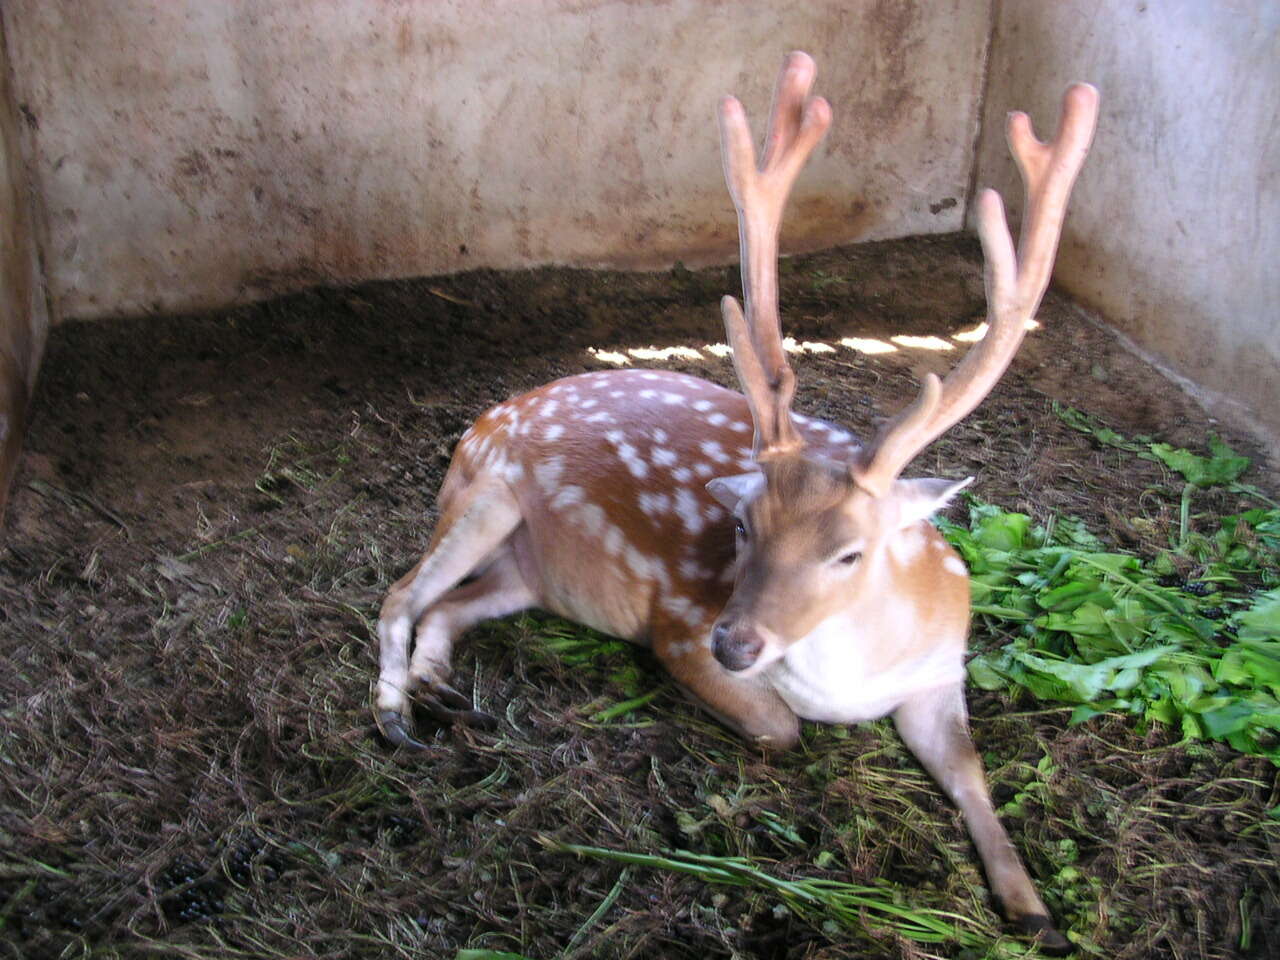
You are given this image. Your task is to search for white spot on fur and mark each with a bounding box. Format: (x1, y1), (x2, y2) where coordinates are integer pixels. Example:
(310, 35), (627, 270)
(943, 555), (968, 576)
(692, 399), (714, 412)
(652, 447), (678, 468)
(617, 443), (647, 479)
(577, 502), (606, 536)
(625, 545), (656, 580)
(534, 456), (565, 494)
(502, 461), (525, 484)
(889, 525), (928, 564)
(661, 594), (696, 625)
(580, 398), (598, 409)
(545, 424), (565, 441)
(604, 431), (647, 477)
(584, 411), (615, 424)
(694, 462), (715, 478)
(674, 488), (704, 535)
(653, 429), (668, 443)
(639, 389), (657, 400)
(672, 466), (693, 483)
(699, 440), (730, 464)
(551, 485), (586, 511)
(641, 373), (661, 381)
(707, 412), (728, 427)
(661, 392), (684, 405)
(730, 421), (750, 433)
(610, 391), (625, 399)
(678, 558), (715, 581)
(539, 400), (560, 419)
(638, 491), (671, 518)
(704, 504), (725, 524)
(658, 595), (709, 631)
(603, 524), (625, 556)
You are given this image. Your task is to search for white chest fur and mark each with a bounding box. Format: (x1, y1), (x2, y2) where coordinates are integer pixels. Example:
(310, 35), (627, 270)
(765, 612), (965, 724)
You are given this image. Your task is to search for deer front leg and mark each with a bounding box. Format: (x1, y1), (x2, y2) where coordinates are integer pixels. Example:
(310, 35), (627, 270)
(892, 684), (1069, 955)
(654, 627), (799, 749)
(406, 549), (536, 730)
(376, 478), (526, 748)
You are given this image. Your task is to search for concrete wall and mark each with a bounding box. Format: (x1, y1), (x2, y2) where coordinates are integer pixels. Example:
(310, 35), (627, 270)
(0, 7), (50, 521)
(974, 0), (1279, 443)
(4, 0), (990, 321)
(1, 1), (1275, 450)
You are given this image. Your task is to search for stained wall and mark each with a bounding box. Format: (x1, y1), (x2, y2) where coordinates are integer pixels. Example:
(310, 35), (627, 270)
(0, 7), (49, 518)
(974, 0), (1279, 442)
(1, 0), (1276, 470)
(3, 0), (991, 320)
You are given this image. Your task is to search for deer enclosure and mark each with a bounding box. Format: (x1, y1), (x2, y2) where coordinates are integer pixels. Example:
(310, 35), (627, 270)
(1, 3), (1278, 960)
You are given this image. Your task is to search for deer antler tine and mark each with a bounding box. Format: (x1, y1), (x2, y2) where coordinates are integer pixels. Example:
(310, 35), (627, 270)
(975, 188), (1017, 313)
(762, 52), (819, 167)
(718, 95), (757, 201)
(853, 82), (1098, 496)
(719, 52), (832, 461)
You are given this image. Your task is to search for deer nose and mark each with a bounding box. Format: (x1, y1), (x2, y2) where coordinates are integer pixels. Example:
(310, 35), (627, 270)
(711, 621), (763, 672)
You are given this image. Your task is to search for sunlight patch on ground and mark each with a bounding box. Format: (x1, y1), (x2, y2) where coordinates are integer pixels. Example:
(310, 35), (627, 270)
(891, 334), (954, 351)
(588, 319), (1042, 368)
(952, 317), (1039, 343)
(783, 338), (836, 354)
(628, 345), (704, 362)
(839, 336), (897, 354)
(952, 322), (988, 343)
(588, 348), (631, 365)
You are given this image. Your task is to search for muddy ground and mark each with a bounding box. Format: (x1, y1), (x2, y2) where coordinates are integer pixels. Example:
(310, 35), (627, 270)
(1, 233), (1276, 959)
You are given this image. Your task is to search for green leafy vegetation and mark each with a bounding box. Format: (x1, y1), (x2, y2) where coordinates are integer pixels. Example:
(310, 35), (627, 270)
(1055, 403), (1274, 503)
(945, 412), (1280, 764)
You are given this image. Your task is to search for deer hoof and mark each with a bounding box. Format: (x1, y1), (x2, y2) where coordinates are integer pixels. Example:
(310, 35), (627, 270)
(376, 710), (431, 751)
(1017, 915), (1071, 955)
(420, 682), (499, 730)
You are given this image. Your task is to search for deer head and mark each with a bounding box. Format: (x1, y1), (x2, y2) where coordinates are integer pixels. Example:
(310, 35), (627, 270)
(706, 53), (1098, 675)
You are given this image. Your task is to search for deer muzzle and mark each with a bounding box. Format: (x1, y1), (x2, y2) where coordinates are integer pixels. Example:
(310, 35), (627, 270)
(711, 620), (766, 672)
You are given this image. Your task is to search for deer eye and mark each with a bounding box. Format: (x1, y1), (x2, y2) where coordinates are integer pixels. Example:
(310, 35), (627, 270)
(838, 550), (862, 567)
(734, 519), (748, 540)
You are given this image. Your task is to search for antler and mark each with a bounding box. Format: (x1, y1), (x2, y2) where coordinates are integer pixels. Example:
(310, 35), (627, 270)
(719, 52), (832, 460)
(852, 83), (1100, 497)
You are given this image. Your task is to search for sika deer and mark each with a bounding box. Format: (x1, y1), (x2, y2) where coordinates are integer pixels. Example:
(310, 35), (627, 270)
(376, 52), (1097, 952)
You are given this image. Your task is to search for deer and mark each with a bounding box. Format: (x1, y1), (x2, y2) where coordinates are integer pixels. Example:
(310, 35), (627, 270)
(375, 52), (1097, 953)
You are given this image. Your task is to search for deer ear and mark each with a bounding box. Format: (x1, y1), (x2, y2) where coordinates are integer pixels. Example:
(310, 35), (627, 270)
(891, 477), (972, 528)
(706, 471), (765, 510)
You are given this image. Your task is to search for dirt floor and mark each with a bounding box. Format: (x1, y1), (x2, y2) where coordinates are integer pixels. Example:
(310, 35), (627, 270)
(1, 233), (1276, 959)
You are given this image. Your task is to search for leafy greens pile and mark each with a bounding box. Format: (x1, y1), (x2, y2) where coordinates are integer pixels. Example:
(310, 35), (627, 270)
(943, 410), (1280, 765)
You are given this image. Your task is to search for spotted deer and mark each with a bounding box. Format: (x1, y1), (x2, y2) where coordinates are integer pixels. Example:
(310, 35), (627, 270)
(376, 52), (1097, 951)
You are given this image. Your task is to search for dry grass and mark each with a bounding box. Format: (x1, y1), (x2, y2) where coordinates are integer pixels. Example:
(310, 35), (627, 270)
(2, 235), (1276, 959)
